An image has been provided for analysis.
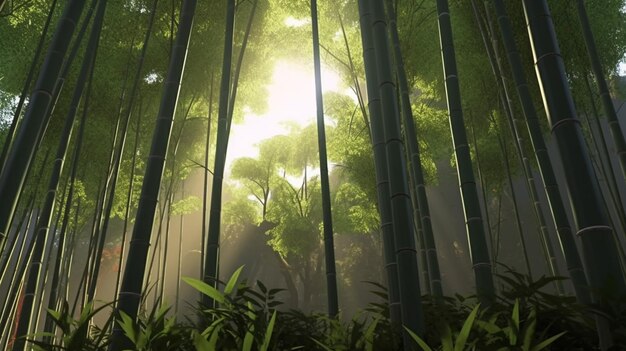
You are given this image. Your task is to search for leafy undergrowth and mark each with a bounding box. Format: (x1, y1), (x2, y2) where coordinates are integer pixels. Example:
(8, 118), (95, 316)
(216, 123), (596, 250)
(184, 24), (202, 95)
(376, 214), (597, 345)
(28, 267), (626, 350)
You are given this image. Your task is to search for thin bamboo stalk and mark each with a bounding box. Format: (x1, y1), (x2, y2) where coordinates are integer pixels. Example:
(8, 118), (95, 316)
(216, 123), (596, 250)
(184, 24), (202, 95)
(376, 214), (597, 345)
(0, 0), (59, 170)
(523, 1), (626, 347)
(576, 0), (626, 181)
(0, 0), (87, 244)
(436, 0), (495, 303)
(490, 0), (590, 304)
(203, 0), (236, 308)
(310, 0), (339, 318)
(385, 0), (442, 297)
(110, 1), (197, 348)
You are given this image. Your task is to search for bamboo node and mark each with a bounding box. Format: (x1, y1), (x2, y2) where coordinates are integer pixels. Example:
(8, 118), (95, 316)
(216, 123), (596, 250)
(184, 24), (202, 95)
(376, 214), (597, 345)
(119, 291), (142, 298)
(576, 225), (612, 236)
(550, 118), (580, 132)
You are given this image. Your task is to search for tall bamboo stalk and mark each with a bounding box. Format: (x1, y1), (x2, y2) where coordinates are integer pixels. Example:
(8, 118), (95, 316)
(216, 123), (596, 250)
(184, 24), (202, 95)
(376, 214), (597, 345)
(367, 0), (425, 343)
(109, 1), (197, 349)
(357, 0), (401, 329)
(576, 0), (626, 181)
(0, 0), (87, 245)
(523, 1), (626, 347)
(113, 103), (143, 304)
(12, 1), (106, 339)
(226, 0), (258, 136)
(435, 0), (495, 303)
(201, 74), (214, 280)
(13, 4), (107, 336)
(469, 121), (495, 270)
(583, 77), (626, 233)
(385, 0), (442, 297)
(491, 0), (590, 304)
(43, 110), (86, 335)
(310, 0), (339, 318)
(203, 0), (236, 307)
(0, 0), (59, 170)
(478, 2), (564, 292)
(0, 150), (50, 345)
(495, 123), (533, 277)
(86, 0), (159, 306)
(175, 181), (185, 315)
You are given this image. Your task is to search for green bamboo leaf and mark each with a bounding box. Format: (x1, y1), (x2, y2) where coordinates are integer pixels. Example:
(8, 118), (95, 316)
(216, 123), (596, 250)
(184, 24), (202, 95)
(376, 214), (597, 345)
(257, 280), (268, 294)
(475, 320), (500, 334)
(224, 265), (244, 295)
(310, 338), (334, 351)
(243, 301), (256, 351)
(404, 327), (433, 351)
(441, 324), (453, 351)
(193, 330), (212, 351)
(530, 331), (566, 351)
(522, 308), (537, 351)
(202, 317), (225, 337)
(208, 324), (223, 349)
(260, 310), (277, 351)
(46, 308), (63, 326)
(364, 318), (379, 351)
(118, 311), (137, 344)
(183, 276), (225, 304)
(510, 299), (519, 345)
(454, 304), (479, 351)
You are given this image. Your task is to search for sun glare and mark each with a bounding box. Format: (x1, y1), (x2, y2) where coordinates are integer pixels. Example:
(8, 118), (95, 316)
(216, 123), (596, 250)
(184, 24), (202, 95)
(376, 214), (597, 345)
(284, 16), (310, 28)
(225, 61), (341, 170)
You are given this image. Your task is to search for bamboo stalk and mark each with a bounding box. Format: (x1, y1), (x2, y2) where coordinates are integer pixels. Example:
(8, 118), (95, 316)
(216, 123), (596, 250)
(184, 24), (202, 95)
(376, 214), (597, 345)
(0, 0), (87, 244)
(385, 0), (443, 297)
(311, 0), (339, 318)
(436, 0), (495, 303)
(357, 0), (401, 330)
(204, 0), (236, 308)
(490, 0), (591, 304)
(110, 1), (197, 348)
(523, 1), (626, 347)
(367, 0), (425, 343)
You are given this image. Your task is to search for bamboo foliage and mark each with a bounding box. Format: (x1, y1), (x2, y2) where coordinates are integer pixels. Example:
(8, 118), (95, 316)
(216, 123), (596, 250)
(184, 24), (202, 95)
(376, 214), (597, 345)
(435, 0), (495, 303)
(310, 0), (339, 318)
(0, 0), (87, 244)
(109, 1), (197, 349)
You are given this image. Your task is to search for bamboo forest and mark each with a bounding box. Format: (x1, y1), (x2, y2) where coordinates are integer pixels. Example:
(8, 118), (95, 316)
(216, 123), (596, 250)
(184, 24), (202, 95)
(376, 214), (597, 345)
(3, 0), (626, 349)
